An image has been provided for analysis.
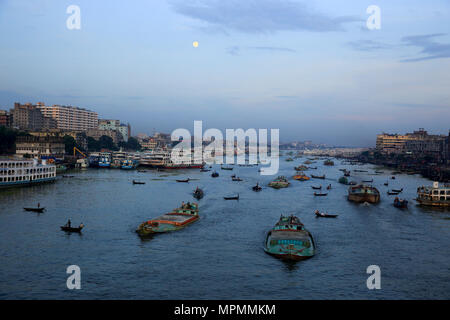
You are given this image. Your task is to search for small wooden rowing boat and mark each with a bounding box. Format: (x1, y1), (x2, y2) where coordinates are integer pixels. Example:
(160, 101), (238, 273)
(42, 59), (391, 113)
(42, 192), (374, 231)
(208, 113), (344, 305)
(211, 172), (219, 178)
(392, 188), (403, 193)
(193, 187), (204, 200)
(132, 180), (146, 185)
(311, 186), (322, 190)
(62, 175), (74, 178)
(24, 207), (45, 213)
(61, 225), (84, 233)
(387, 191), (400, 195)
(221, 166), (233, 171)
(362, 179), (373, 183)
(311, 174), (325, 179)
(393, 197), (408, 208)
(315, 211), (338, 218)
(224, 194), (239, 200)
(314, 192), (328, 196)
(252, 184), (262, 192)
(176, 178), (190, 183)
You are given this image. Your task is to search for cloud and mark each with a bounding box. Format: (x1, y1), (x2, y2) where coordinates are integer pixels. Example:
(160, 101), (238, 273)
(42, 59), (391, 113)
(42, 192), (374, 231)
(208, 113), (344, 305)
(226, 45), (296, 55)
(169, 0), (360, 34)
(401, 33), (450, 62)
(346, 40), (392, 51)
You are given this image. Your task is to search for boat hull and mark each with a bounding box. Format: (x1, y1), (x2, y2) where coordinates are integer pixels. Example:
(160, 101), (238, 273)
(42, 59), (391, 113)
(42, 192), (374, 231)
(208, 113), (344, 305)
(348, 194), (380, 204)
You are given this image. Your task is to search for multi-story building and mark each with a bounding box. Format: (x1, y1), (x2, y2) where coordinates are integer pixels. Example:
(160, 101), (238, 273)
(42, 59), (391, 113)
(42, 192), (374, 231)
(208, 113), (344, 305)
(98, 119), (130, 142)
(0, 110), (12, 127)
(86, 128), (123, 145)
(377, 128), (448, 161)
(15, 135), (65, 160)
(10, 103), (57, 131)
(140, 138), (158, 150)
(37, 104), (98, 131)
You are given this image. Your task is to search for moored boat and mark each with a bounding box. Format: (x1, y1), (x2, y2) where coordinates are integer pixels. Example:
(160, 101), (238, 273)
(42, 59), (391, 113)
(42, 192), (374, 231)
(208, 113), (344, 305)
(311, 174), (325, 179)
(211, 171), (219, 178)
(136, 202), (199, 235)
(264, 215), (315, 261)
(224, 194), (239, 200)
(323, 159), (334, 166)
(348, 185), (380, 204)
(294, 165), (308, 171)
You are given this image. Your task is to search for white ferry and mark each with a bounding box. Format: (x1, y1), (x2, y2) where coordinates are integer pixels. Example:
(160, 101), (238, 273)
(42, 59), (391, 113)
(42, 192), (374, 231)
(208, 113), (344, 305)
(139, 149), (204, 169)
(416, 182), (450, 207)
(0, 158), (56, 188)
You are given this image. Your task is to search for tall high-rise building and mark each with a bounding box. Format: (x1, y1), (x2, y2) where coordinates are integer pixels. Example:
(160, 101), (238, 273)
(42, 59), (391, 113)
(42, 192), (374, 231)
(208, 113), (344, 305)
(38, 104), (98, 131)
(0, 110), (12, 127)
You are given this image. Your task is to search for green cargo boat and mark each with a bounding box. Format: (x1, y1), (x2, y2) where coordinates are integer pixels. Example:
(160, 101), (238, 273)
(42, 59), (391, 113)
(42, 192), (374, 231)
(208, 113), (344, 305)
(268, 176), (290, 189)
(264, 215), (316, 261)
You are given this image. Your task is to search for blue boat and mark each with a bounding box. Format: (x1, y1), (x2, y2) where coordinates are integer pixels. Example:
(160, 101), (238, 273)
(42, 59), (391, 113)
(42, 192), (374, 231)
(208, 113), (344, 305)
(264, 215), (316, 261)
(121, 159), (136, 170)
(98, 153), (111, 168)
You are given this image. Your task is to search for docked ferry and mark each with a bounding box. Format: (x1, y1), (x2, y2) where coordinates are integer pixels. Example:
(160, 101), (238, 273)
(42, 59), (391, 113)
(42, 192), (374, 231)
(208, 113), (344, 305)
(0, 158), (56, 188)
(98, 153), (111, 168)
(139, 149), (204, 169)
(416, 182), (450, 207)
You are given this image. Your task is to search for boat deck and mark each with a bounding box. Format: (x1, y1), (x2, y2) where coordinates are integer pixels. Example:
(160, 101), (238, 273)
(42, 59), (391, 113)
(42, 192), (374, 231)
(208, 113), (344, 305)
(270, 230), (311, 241)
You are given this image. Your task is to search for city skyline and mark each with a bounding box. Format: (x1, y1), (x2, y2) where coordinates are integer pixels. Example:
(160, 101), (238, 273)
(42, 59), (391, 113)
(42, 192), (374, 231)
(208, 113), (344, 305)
(0, 0), (449, 146)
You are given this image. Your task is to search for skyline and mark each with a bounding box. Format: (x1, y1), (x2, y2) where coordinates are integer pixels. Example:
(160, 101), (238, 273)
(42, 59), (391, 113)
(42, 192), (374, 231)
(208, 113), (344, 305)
(1, 0), (450, 146)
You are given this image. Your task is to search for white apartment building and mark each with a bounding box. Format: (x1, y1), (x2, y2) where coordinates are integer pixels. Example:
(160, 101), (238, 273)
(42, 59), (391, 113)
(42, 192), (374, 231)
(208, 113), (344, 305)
(37, 104), (98, 131)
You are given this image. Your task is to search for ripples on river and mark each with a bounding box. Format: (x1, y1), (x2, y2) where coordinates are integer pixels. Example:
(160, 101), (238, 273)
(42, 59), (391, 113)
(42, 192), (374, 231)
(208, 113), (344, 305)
(0, 157), (449, 299)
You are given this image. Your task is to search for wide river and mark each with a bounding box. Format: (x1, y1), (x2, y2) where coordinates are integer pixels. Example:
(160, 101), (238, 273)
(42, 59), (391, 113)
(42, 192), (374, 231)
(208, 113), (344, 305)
(0, 157), (449, 299)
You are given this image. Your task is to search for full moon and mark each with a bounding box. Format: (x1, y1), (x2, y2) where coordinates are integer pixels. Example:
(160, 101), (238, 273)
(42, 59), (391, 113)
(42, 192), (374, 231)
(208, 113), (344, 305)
(192, 41), (199, 48)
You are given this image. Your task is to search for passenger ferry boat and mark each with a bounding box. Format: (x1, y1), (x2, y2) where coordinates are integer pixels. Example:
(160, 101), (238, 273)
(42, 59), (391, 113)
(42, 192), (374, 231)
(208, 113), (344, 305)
(416, 182), (450, 207)
(136, 202), (199, 235)
(111, 151), (127, 168)
(264, 215), (316, 261)
(98, 153), (111, 168)
(139, 149), (204, 169)
(121, 159), (136, 170)
(0, 158), (56, 188)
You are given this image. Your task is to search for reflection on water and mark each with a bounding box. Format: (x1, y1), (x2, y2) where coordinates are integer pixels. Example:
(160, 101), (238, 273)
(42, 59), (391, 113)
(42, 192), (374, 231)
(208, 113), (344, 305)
(0, 157), (449, 299)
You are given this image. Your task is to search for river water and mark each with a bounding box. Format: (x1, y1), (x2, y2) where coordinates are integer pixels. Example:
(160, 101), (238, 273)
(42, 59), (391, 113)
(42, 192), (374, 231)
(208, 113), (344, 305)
(0, 157), (449, 299)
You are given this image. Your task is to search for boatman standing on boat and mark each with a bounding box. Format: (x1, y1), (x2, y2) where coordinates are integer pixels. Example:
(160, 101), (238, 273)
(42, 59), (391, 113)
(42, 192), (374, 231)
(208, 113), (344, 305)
(67, 219), (71, 228)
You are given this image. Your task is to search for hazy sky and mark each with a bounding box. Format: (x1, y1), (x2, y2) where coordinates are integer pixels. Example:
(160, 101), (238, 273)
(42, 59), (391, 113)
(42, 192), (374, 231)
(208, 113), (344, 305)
(1, 0), (449, 146)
